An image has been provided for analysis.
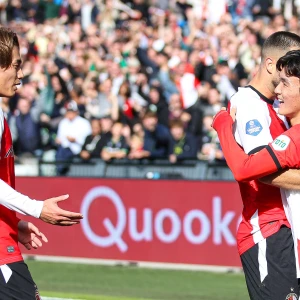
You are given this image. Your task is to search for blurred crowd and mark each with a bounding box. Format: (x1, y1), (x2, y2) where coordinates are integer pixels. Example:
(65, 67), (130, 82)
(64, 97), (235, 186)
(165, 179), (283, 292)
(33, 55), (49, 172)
(1, 0), (300, 174)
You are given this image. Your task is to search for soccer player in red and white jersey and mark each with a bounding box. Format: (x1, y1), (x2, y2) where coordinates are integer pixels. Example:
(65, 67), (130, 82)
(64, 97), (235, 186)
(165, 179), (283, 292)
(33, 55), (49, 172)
(0, 27), (83, 299)
(213, 49), (300, 300)
(212, 32), (300, 300)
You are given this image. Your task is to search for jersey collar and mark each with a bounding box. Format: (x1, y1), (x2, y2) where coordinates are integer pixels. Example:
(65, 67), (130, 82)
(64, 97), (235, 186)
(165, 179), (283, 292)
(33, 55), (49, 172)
(246, 85), (274, 105)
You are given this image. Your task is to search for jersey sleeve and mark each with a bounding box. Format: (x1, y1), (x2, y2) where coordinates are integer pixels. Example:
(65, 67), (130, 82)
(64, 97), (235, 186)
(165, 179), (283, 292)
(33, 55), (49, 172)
(0, 179), (43, 218)
(266, 124), (300, 169)
(231, 89), (273, 154)
(212, 110), (280, 182)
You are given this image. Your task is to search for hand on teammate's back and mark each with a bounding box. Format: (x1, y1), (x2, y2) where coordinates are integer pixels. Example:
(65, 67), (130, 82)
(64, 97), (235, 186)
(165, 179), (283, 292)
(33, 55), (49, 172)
(211, 107), (237, 130)
(40, 194), (83, 226)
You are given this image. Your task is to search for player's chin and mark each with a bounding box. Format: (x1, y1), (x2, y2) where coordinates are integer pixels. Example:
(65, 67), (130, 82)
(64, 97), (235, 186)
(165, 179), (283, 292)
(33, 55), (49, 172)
(278, 107), (288, 117)
(5, 88), (17, 97)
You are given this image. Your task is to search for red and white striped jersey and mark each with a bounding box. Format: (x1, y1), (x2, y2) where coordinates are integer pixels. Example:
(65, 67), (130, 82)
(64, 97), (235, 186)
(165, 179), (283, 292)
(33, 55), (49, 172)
(266, 126), (300, 278)
(230, 85), (290, 255)
(0, 109), (22, 265)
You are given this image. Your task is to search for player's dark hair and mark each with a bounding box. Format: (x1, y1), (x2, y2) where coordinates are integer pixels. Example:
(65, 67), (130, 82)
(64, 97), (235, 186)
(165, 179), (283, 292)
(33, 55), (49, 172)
(0, 27), (19, 69)
(276, 50), (300, 78)
(262, 31), (300, 60)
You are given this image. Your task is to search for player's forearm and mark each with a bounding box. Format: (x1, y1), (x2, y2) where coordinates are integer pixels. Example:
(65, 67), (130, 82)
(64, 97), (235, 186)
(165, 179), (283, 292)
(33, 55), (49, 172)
(260, 168), (300, 190)
(219, 130), (278, 181)
(213, 111), (279, 181)
(0, 179), (43, 217)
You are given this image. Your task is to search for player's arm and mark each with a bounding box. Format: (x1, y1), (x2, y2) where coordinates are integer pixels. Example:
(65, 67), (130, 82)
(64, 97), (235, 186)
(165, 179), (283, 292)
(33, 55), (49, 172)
(212, 110), (281, 181)
(260, 169), (300, 189)
(260, 127), (300, 189)
(0, 179), (82, 226)
(213, 110), (300, 181)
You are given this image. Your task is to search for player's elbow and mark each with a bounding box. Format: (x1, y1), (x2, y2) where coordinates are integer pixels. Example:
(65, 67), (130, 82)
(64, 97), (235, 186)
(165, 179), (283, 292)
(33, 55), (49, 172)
(232, 169), (251, 182)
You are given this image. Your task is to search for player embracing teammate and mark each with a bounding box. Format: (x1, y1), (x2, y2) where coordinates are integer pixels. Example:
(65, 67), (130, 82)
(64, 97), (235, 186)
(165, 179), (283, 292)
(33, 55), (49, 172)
(213, 31), (300, 300)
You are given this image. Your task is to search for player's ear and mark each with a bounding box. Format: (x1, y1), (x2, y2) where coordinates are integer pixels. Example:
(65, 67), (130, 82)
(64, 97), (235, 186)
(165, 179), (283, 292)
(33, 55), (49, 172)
(265, 57), (275, 74)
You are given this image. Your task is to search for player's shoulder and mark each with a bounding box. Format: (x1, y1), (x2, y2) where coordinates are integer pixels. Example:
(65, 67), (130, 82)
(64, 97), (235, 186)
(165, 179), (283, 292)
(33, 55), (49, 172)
(230, 86), (266, 109)
(282, 124), (300, 142)
(270, 124), (300, 153)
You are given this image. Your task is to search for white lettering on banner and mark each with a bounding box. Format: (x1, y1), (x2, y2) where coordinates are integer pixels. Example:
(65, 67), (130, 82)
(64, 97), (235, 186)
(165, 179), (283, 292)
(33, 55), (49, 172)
(81, 186), (239, 253)
(213, 197), (236, 245)
(184, 210), (210, 244)
(128, 208), (153, 241)
(81, 186), (128, 252)
(155, 209), (181, 243)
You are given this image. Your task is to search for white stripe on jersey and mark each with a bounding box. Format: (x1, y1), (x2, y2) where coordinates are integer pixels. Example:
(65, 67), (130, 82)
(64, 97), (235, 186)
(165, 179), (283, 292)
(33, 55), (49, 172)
(281, 189), (300, 278)
(258, 239), (268, 282)
(250, 209), (264, 244)
(0, 265), (12, 283)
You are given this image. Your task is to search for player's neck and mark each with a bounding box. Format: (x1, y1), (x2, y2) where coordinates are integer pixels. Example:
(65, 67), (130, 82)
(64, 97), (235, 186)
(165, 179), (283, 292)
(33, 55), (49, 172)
(249, 72), (276, 101)
(290, 115), (300, 126)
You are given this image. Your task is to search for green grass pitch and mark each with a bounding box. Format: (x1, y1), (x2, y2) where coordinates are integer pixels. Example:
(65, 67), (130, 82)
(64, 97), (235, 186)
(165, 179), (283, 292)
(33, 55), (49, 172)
(26, 260), (248, 300)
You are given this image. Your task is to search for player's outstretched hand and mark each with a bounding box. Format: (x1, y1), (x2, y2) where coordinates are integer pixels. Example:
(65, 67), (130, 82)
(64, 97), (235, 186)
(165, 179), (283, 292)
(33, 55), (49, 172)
(18, 220), (48, 250)
(40, 194), (83, 226)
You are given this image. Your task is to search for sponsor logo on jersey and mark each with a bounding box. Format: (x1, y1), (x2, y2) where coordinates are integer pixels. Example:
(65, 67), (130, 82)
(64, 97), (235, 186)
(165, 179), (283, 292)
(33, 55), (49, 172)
(272, 135), (290, 151)
(285, 292), (298, 300)
(245, 119), (262, 136)
(4, 146), (14, 158)
(6, 246), (14, 253)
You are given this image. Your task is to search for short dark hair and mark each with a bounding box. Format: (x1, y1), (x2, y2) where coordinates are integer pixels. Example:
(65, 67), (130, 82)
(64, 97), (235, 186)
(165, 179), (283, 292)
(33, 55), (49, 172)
(0, 27), (19, 69)
(276, 50), (300, 77)
(143, 111), (157, 119)
(169, 119), (184, 129)
(262, 31), (300, 61)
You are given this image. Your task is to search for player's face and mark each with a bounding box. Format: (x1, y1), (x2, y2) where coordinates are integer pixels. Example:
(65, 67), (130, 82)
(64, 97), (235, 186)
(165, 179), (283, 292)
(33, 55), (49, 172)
(275, 69), (300, 125)
(0, 46), (23, 97)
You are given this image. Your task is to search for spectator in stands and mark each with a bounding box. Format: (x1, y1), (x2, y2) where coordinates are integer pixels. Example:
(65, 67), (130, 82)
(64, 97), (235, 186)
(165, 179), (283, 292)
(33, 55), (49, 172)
(100, 115), (113, 139)
(168, 119), (197, 163)
(144, 85), (169, 128)
(3, 0), (299, 171)
(199, 114), (224, 162)
(251, 0), (274, 22)
(80, 118), (107, 161)
(55, 101), (91, 175)
(101, 122), (129, 161)
(212, 59), (238, 104)
(142, 111), (170, 158)
(39, 61), (70, 136)
(202, 88), (223, 117)
(80, 0), (99, 32)
(132, 121), (145, 138)
(86, 78), (119, 120)
(117, 81), (137, 127)
(128, 134), (150, 160)
(168, 93), (191, 128)
(10, 98), (41, 157)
